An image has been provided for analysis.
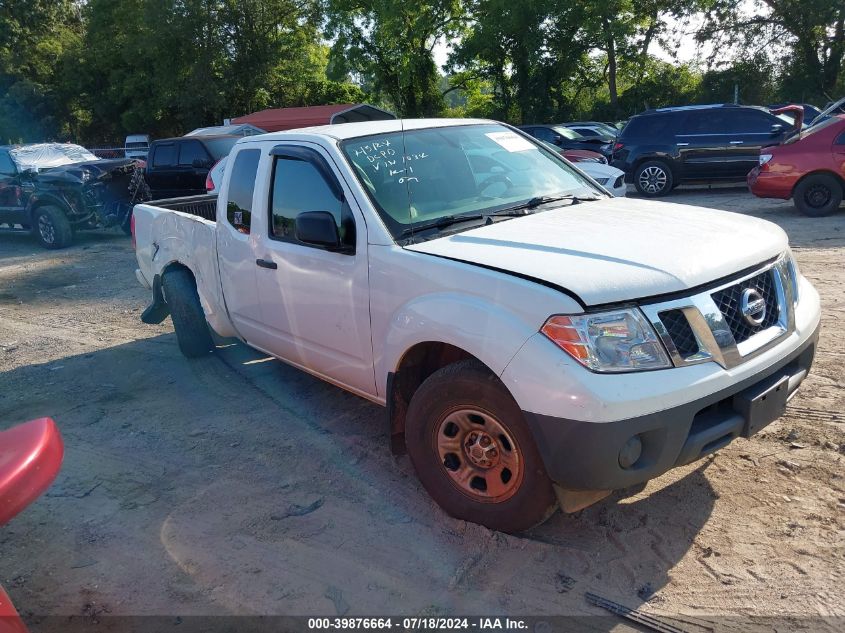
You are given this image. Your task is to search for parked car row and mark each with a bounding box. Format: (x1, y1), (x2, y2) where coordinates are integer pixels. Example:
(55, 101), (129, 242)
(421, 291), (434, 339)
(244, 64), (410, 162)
(516, 100), (843, 217)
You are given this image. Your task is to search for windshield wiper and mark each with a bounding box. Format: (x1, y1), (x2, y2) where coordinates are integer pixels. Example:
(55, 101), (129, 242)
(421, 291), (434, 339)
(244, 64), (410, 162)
(491, 194), (600, 215)
(397, 213), (485, 238)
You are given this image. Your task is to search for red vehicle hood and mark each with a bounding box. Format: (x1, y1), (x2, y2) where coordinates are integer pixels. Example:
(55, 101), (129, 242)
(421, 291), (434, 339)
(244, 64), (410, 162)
(0, 418), (63, 525)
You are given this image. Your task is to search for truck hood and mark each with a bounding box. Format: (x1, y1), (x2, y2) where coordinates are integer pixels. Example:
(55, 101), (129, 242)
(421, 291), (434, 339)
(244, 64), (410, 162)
(404, 197), (788, 306)
(35, 158), (139, 186)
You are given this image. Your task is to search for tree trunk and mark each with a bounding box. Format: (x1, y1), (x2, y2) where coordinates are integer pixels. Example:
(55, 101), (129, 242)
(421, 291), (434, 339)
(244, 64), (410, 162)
(605, 23), (618, 115)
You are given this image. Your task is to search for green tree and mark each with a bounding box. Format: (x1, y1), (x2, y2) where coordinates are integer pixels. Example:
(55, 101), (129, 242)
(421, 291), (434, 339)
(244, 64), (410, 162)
(0, 0), (84, 143)
(325, 0), (464, 116)
(698, 0), (845, 103)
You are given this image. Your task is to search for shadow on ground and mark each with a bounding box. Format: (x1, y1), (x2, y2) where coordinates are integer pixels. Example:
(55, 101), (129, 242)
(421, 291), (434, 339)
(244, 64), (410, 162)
(2, 333), (717, 627)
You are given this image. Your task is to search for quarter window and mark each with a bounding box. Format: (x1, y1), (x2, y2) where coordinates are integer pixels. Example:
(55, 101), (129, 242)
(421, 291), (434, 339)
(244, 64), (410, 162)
(225, 149), (260, 234)
(269, 156), (354, 249)
(152, 143), (176, 167)
(178, 140), (208, 166)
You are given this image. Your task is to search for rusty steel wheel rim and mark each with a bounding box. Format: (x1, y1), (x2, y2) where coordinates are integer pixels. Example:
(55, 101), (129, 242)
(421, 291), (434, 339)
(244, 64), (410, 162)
(435, 407), (523, 503)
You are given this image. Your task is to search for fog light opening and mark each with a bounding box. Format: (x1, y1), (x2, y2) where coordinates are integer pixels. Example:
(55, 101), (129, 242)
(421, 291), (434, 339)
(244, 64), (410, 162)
(619, 435), (643, 469)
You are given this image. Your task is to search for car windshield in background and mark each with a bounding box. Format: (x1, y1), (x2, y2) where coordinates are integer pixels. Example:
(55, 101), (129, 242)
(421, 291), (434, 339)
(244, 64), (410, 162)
(9, 143), (99, 171)
(341, 124), (601, 240)
(203, 137), (239, 160)
(552, 126), (583, 140)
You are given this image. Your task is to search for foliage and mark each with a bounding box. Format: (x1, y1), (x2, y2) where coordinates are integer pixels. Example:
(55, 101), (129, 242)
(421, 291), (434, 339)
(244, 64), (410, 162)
(325, 0), (464, 117)
(697, 0), (845, 104)
(0, 0), (84, 143)
(1, 0), (843, 144)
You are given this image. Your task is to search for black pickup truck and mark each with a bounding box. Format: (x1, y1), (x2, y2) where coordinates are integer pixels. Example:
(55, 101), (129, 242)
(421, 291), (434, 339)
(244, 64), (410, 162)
(0, 143), (149, 249)
(144, 135), (238, 199)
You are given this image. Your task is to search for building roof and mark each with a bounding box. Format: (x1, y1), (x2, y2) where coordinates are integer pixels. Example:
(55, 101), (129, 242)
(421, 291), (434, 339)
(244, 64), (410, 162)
(231, 104), (395, 132)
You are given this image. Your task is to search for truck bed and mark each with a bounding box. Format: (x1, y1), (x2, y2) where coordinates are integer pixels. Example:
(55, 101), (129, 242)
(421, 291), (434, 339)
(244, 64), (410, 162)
(147, 195), (217, 222)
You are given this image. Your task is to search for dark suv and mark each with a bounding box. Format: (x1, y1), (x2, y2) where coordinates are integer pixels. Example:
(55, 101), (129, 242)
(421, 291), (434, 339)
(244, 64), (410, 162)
(145, 135), (238, 199)
(612, 104), (795, 196)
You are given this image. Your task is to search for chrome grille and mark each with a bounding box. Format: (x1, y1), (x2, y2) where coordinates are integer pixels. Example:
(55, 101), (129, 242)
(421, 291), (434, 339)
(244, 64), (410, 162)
(660, 309), (699, 358)
(711, 270), (779, 344)
(642, 255), (796, 370)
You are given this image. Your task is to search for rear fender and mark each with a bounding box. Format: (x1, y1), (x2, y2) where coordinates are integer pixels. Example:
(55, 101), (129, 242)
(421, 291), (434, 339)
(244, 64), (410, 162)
(136, 205), (236, 338)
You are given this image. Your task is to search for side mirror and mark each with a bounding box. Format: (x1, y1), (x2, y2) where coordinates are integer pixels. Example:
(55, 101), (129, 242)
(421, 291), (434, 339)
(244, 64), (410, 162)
(552, 134), (564, 146)
(771, 123), (785, 135)
(295, 211), (341, 250)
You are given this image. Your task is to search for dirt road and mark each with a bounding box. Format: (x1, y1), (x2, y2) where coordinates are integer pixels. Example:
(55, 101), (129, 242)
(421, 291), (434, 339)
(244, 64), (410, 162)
(0, 188), (842, 631)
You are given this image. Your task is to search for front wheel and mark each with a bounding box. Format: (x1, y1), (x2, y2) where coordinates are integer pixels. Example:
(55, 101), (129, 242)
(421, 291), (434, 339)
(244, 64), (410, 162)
(793, 174), (843, 217)
(634, 160), (674, 197)
(405, 359), (557, 532)
(32, 205), (74, 249)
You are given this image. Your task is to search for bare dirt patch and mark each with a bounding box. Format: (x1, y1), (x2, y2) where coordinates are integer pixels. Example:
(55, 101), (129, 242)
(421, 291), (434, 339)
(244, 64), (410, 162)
(0, 192), (842, 630)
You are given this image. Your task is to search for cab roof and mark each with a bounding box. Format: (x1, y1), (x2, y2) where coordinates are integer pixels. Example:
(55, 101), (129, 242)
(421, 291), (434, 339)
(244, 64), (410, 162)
(242, 118), (496, 142)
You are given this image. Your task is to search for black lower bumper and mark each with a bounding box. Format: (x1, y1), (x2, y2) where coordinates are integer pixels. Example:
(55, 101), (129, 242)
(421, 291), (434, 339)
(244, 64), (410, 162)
(523, 326), (819, 491)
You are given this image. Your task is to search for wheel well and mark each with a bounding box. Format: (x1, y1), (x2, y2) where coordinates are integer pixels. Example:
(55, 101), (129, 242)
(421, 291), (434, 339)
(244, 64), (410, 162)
(29, 199), (68, 220)
(158, 262), (196, 302)
(387, 342), (490, 455)
(633, 155), (675, 174)
(792, 170), (845, 197)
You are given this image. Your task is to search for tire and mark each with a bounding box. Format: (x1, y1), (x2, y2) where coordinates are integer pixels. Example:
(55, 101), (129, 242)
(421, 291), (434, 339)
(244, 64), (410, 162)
(162, 268), (214, 358)
(31, 205), (73, 249)
(121, 208), (133, 235)
(793, 173), (843, 217)
(404, 359), (557, 533)
(634, 160), (674, 197)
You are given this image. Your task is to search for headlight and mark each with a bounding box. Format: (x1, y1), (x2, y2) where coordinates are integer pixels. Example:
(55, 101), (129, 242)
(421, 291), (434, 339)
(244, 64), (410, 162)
(541, 309), (671, 372)
(759, 154), (773, 165)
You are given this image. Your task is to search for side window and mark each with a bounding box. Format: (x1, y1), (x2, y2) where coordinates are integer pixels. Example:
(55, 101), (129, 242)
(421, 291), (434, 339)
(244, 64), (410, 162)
(152, 143), (176, 167)
(531, 127), (556, 143)
(225, 149), (260, 234)
(269, 156), (354, 250)
(0, 151), (16, 175)
(575, 128), (597, 137)
(682, 111), (729, 134)
(727, 110), (775, 134)
(179, 140), (209, 166)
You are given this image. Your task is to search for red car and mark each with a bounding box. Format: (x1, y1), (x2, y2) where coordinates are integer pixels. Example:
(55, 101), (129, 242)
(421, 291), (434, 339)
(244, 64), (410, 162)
(0, 418), (64, 633)
(749, 111), (845, 217)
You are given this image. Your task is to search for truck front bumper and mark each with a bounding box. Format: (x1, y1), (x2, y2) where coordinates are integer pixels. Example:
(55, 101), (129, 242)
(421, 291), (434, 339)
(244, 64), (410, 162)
(520, 325), (817, 491)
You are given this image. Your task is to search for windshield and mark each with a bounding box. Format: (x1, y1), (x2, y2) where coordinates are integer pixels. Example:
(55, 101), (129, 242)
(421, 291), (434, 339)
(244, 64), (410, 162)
(552, 126), (582, 140)
(341, 123), (602, 240)
(203, 137), (238, 160)
(10, 143), (99, 171)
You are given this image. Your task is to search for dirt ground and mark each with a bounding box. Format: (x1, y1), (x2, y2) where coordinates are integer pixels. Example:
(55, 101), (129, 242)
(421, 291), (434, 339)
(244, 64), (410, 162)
(0, 186), (843, 632)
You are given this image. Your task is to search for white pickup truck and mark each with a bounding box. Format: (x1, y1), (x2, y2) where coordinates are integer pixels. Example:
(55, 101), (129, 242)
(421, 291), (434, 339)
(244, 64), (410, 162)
(133, 118), (820, 532)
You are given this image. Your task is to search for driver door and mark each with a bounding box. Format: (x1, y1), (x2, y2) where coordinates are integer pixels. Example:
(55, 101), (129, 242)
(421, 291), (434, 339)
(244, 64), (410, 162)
(250, 143), (375, 397)
(0, 150), (25, 225)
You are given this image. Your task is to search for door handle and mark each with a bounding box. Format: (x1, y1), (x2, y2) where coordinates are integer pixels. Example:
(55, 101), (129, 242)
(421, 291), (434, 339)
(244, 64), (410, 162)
(256, 258), (277, 270)
(677, 142), (690, 146)
(729, 140), (744, 144)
